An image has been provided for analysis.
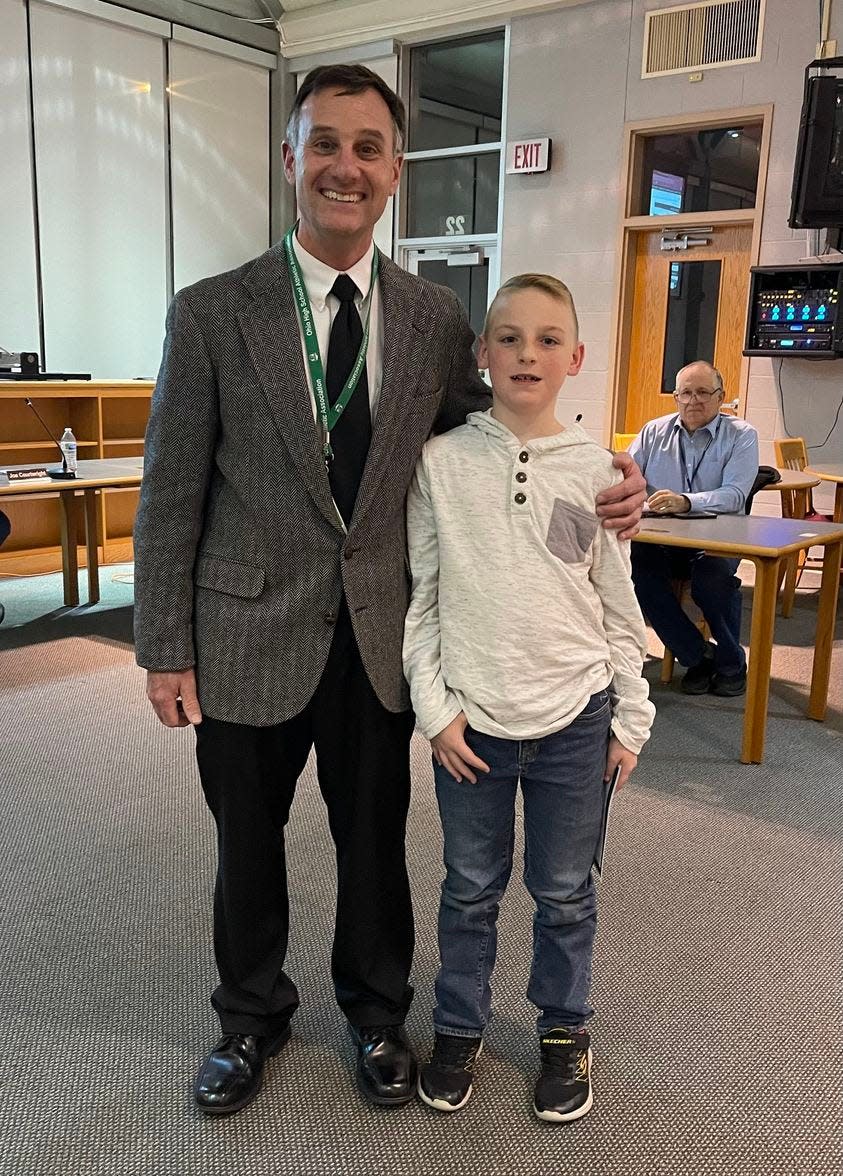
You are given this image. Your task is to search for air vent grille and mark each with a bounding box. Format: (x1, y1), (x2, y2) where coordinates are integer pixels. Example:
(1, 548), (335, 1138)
(643, 0), (764, 78)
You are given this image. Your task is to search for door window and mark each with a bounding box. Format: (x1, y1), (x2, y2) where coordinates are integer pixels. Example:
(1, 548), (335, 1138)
(661, 259), (723, 391)
(637, 123), (762, 216)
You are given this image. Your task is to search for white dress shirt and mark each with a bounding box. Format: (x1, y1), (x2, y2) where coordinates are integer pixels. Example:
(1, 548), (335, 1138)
(291, 233), (383, 422)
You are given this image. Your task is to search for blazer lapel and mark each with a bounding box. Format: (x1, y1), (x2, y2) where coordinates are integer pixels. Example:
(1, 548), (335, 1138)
(237, 245), (343, 533)
(350, 255), (430, 532)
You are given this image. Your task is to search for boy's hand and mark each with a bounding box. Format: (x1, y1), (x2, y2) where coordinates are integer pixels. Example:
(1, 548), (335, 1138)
(431, 713), (490, 784)
(597, 452), (646, 539)
(605, 735), (637, 789)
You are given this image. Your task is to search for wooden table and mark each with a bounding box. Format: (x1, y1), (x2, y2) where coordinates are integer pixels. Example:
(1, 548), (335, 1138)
(634, 514), (843, 764)
(805, 462), (843, 524)
(0, 458), (143, 606)
(756, 468), (822, 616)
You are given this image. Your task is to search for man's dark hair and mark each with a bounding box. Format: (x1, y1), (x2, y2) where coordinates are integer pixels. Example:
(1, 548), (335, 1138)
(285, 63), (406, 154)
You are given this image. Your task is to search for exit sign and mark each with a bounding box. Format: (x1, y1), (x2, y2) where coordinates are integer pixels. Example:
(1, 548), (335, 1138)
(506, 138), (551, 174)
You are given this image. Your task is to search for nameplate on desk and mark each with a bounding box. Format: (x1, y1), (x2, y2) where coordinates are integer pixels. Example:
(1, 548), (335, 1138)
(4, 467), (50, 482)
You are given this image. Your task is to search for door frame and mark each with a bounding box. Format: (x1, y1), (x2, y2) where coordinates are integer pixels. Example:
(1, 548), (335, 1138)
(608, 105), (773, 444)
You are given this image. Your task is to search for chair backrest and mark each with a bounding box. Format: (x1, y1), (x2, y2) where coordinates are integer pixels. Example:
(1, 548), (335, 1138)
(745, 465), (781, 514)
(613, 432), (636, 450)
(773, 437), (807, 472)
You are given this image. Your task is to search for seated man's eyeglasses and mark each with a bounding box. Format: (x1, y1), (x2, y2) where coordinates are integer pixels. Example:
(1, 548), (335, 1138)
(674, 386), (722, 403)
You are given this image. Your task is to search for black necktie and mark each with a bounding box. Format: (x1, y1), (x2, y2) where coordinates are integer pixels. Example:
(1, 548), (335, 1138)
(326, 274), (371, 526)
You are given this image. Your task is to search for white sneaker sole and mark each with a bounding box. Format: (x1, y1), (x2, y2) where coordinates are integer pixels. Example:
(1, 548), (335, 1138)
(417, 1040), (483, 1113)
(533, 1049), (593, 1122)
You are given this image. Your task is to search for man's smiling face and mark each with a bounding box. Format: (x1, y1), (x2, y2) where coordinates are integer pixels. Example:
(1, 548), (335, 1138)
(282, 86), (403, 266)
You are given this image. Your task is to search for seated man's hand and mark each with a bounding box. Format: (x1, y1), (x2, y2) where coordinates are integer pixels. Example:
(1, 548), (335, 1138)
(647, 489), (690, 514)
(597, 451), (646, 539)
(431, 712), (490, 784)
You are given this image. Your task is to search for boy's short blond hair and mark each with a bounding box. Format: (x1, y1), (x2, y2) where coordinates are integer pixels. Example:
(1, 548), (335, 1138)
(484, 273), (579, 341)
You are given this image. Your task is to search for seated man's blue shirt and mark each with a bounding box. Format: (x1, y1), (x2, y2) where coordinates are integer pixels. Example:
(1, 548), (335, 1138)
(628, 412), (759, 514)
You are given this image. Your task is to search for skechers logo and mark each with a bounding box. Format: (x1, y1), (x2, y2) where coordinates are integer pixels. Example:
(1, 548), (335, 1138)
(543, 1037), (575, 1045)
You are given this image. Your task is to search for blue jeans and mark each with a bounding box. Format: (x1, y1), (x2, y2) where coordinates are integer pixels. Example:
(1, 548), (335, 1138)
(432, 690), (611, 1038)
(631, 544), (746, 675)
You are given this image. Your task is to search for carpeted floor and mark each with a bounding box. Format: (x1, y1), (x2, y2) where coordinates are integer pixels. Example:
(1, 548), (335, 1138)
(0, 567), (841, 1175)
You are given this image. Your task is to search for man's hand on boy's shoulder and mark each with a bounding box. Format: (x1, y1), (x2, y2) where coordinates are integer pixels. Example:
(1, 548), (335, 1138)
(431, 713), (491, 784)
(596, 452), (646, 539)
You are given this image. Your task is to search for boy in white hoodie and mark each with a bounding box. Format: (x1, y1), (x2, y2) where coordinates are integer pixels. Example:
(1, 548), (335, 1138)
(402, 274), (654, 1122)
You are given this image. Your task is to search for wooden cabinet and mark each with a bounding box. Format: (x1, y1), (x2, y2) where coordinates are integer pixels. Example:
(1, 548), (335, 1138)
(0, 381), (153, 575)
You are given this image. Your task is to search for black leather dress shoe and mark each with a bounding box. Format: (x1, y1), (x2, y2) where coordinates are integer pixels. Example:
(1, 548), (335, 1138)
(193, 1025), (291, 1115)
(350, 1024), (418, 1106)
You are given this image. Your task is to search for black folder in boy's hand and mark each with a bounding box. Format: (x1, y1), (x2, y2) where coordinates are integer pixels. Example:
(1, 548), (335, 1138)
(592, 765), (622, 881)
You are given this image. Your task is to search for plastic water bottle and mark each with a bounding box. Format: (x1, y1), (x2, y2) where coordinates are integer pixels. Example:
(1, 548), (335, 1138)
(60, 427), (78, 474)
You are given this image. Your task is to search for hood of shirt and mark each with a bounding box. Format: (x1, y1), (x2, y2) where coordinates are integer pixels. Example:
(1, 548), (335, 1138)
(466, 408), (600, 454)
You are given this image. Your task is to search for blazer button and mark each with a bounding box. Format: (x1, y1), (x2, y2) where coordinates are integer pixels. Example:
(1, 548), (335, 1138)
(515, 471), (527, 483)
(518, 450), (529, 463)
(324, 610), (337, 625)
(514, 492), (526, 505)
(344, 547), (356, 560)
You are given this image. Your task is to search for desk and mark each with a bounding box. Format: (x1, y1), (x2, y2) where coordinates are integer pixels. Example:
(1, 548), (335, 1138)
(805, 463), (843, 524)
(0, 458), (143, 606)
(757, 468), (822, 616)
(634, 514), (843, 764)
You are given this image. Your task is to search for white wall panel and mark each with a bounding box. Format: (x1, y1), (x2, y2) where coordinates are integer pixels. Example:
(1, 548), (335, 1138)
(29, 0), (168, 378)
(170, 42), (269, 291)
(0, 0), (41, 357)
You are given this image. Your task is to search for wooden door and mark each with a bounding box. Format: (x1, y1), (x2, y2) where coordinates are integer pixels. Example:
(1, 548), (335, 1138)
(623, 224), (752, 432)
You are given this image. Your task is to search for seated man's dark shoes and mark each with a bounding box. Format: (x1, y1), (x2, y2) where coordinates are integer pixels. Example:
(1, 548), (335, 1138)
(710, 667), (747, 696)
(679, 644), (716, 694)
(193, 1025), (291, 1115)
(349, 1024), (418, 1106)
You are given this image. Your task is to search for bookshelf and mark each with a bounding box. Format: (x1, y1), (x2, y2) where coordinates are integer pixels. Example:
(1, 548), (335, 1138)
(0, 381), (153, 575)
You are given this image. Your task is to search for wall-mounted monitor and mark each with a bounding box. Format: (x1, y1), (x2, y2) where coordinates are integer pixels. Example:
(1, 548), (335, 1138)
(743, 264), (843, 358)
(789, 60), (843, 229)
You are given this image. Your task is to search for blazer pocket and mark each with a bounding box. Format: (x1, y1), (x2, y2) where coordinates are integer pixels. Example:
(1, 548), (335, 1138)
(546, 498), (599, 563)
(194, 554), (265, 598)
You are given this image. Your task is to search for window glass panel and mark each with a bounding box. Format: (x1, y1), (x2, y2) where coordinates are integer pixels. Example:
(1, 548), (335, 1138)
(638, 123), (762, 216)
(661, 260), (722, 392)
(417, 257), (489, 341)
(406, 153), (499, 238)
(408, 32), (504, 151)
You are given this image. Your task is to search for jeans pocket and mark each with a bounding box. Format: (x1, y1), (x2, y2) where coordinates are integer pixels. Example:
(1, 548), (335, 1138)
(576, 689), (611, 722)
(546, 498), (599, 563)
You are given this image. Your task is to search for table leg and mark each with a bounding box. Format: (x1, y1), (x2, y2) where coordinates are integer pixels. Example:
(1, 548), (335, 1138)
(808, 539), (842, 720)
(833, 484), (843, 526)
(778, 487), (808, 617)
(84, 489), (100, 605)
(58, 490), (79, 607)
(741, 556), (780, 764)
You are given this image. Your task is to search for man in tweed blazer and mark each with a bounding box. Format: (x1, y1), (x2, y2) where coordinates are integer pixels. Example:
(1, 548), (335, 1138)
(133, 65), (645, 1117)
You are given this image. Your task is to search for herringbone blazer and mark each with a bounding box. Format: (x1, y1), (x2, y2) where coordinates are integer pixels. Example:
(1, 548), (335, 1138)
(133, 243), (490, 725)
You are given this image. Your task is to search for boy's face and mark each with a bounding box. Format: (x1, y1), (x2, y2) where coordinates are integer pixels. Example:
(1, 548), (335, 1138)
(477, 289), (584, 417)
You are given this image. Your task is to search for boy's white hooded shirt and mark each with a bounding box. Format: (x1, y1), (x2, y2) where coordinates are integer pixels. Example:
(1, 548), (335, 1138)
(403, 410), (655, 753)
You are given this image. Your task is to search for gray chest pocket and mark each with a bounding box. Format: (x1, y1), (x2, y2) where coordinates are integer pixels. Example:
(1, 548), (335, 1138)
(546, 498), (598, 563)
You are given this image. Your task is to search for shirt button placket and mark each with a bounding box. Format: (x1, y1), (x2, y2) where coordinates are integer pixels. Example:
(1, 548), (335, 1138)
(513, 450), (529, 508)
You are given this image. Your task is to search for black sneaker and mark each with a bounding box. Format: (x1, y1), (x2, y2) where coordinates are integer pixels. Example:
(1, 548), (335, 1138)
(680, 645), (716, 694)
(418, 1033), (483, 1112)
(710, 667), (747, 696)
(533, 1027), (592, 1123)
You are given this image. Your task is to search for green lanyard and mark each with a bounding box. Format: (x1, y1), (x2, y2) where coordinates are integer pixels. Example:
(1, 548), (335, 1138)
(284, 226), (378, 464)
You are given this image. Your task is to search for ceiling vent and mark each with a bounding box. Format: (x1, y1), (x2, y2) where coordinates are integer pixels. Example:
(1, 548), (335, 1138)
(643, 0), (765, 78)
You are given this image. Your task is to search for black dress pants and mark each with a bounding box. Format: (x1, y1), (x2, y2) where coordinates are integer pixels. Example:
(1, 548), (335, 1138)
(195, 600), (416, 1035)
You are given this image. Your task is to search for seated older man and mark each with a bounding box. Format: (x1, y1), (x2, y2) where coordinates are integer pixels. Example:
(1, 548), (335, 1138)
(628, 361), (759, 697)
